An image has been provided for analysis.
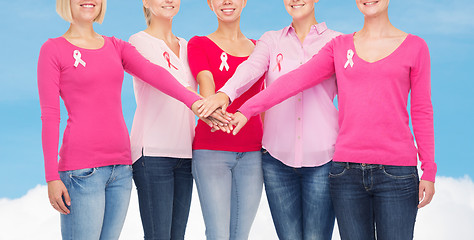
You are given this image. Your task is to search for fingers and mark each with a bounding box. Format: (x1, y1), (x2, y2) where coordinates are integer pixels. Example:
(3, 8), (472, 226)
(198, 102), (218, 118)
(56, 194), (70, 214)
(230, 113), (248, 135)
(50, 193), (70, 215)
(198, 93), (230, 118)
(200, 116), (214, 128)
(418, 180), (435, 209)
(210, 111), (231, 125)
(232, 121), (245, 135)
(47, 180), (71, 214)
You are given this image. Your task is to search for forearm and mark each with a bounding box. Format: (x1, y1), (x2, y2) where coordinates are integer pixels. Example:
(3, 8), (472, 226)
(196, 71), (216, 98)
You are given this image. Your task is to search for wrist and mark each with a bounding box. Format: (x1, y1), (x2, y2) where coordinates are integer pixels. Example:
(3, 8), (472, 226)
(217, 92), (230, 104)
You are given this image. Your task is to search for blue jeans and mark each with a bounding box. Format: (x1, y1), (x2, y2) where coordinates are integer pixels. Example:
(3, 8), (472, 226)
(192, 150), (263, 240)
(59, 165), (133, 240)
(132, 156), (193, 240)
(329, 162), (419, 240)
(262, 152), (335, 240)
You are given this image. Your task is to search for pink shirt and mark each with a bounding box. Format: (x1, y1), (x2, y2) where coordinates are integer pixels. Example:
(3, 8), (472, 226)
(188, 36), (264, 152)
(220, 23), (341, 168)
(239, 34), (436, 182)
(37, 36), (201, 182)
(129, 32), (197, 162)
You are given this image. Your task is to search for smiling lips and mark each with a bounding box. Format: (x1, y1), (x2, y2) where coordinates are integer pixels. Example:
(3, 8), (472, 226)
(221, 8), (235, 14)
(291, 4), (305, 9)
(363, 1), (378, 6)
(80, 3), (95, 8)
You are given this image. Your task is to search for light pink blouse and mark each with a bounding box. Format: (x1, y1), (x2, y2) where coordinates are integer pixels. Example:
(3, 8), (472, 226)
(129, 32), (197, 162)
(220, 23), (341, 167)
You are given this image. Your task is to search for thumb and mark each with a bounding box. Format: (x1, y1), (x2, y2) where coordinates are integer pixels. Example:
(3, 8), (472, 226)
(221, 104), (228, 115)
(418, 184), (424, 202)
(63, 188), (71, 206)
(232, 121), (244, 135)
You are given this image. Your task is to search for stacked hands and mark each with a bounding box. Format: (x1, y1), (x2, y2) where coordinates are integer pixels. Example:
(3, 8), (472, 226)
(191, 92), (247, 135)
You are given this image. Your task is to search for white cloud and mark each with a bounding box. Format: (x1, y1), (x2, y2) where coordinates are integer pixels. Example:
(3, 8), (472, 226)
(1, 176), (472, 239)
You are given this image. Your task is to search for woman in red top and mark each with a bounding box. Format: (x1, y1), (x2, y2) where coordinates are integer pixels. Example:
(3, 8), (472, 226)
(187, 0), (264, 239)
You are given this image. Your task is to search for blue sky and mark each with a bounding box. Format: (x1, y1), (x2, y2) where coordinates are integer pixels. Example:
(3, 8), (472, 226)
(0, 0), (472, 199)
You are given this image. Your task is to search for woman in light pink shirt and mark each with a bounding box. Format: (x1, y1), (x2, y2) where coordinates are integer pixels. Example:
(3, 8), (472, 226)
(226, 0), (436, 239)
(198, 0), (340, 239)
(128, 0), (197, 239)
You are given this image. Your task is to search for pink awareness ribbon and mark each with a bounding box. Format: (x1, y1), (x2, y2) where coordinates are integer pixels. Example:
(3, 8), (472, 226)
(273, 53), (283, 72)
(163, 51), (178, 70)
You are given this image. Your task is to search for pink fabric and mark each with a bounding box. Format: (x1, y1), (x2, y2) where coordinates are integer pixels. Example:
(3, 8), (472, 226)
(129, 32), (197, 162)
(239, 34), (436, 182)
(220, 22), (341, 167)
(37, 36), (201, 182)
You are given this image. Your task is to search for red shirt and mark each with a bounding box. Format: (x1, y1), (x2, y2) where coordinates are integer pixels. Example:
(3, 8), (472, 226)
(188, 36), (264, 152)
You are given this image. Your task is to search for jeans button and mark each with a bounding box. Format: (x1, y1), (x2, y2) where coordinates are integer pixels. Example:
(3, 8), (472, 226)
(361, 163), (367, 167)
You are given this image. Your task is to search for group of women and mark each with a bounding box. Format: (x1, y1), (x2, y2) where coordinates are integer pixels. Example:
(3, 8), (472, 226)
(37, 0), (436, 239)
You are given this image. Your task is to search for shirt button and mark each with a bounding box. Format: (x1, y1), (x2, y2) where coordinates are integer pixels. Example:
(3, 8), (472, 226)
(298, 136), (301, 139)
(300, 61), (303, 64)
(298, 117), (301, 120)
(298, 98), (301, 101)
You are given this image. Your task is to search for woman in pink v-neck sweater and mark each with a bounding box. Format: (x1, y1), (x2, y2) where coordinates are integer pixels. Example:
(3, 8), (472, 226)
(230, 0), (435, 239)
(37, 0), (200, 239)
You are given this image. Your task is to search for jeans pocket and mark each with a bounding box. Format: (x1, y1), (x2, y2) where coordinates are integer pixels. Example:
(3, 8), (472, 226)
(70, 168), (97, 178)
(329, 162), (348, 178)
(382, 166), (417, 179)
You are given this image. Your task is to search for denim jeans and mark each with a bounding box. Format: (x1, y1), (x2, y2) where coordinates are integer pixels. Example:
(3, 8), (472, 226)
(132, 156), (193, 240)
(329, 162), (419, 240)
(59, 165), (133, 240)
(192, 150), (263, 240)
(262, 152), (335, 240)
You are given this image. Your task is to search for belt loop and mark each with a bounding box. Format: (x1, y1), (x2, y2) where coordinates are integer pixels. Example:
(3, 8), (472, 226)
(345, 162), (350, 169)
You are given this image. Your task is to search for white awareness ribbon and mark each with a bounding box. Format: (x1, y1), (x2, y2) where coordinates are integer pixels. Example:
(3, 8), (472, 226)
(73, 50), (86, 68)
(219, 52), (230, 71)
(344, 49), (354, 69)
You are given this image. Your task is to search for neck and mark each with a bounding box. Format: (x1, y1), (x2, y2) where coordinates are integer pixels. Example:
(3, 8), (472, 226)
(291, 14), (318, 43)
(65, 21), (97, 38)
(146, 17), (175, 42)
(359, 12), (395, 38)
(214, 18), (244, 40)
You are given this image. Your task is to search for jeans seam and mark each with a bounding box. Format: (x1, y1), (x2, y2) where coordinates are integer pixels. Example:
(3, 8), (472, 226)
(143, 157), (157, 238)
(232, 170), (240, 238)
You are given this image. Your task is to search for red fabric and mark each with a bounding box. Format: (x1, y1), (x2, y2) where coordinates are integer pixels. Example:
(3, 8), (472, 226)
(188, 36), (264, 152)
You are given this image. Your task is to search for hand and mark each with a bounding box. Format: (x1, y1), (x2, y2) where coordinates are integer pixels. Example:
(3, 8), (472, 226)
(230, 112), (248, 135)
(418, 180), (435, 208)
(198, 92), (230, 118)
(191, 100), (230, 132)
(47, 180), (71, 214)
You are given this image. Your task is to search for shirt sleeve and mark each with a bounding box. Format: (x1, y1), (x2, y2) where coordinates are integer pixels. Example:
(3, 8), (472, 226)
(219, 32), (272, 102)
(187, 37), (211, 80)
(238, 39), (336, 119)
(117, 38), (201, 109)
(37, 40), (61, 182)
(410, 37), (436, 182)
